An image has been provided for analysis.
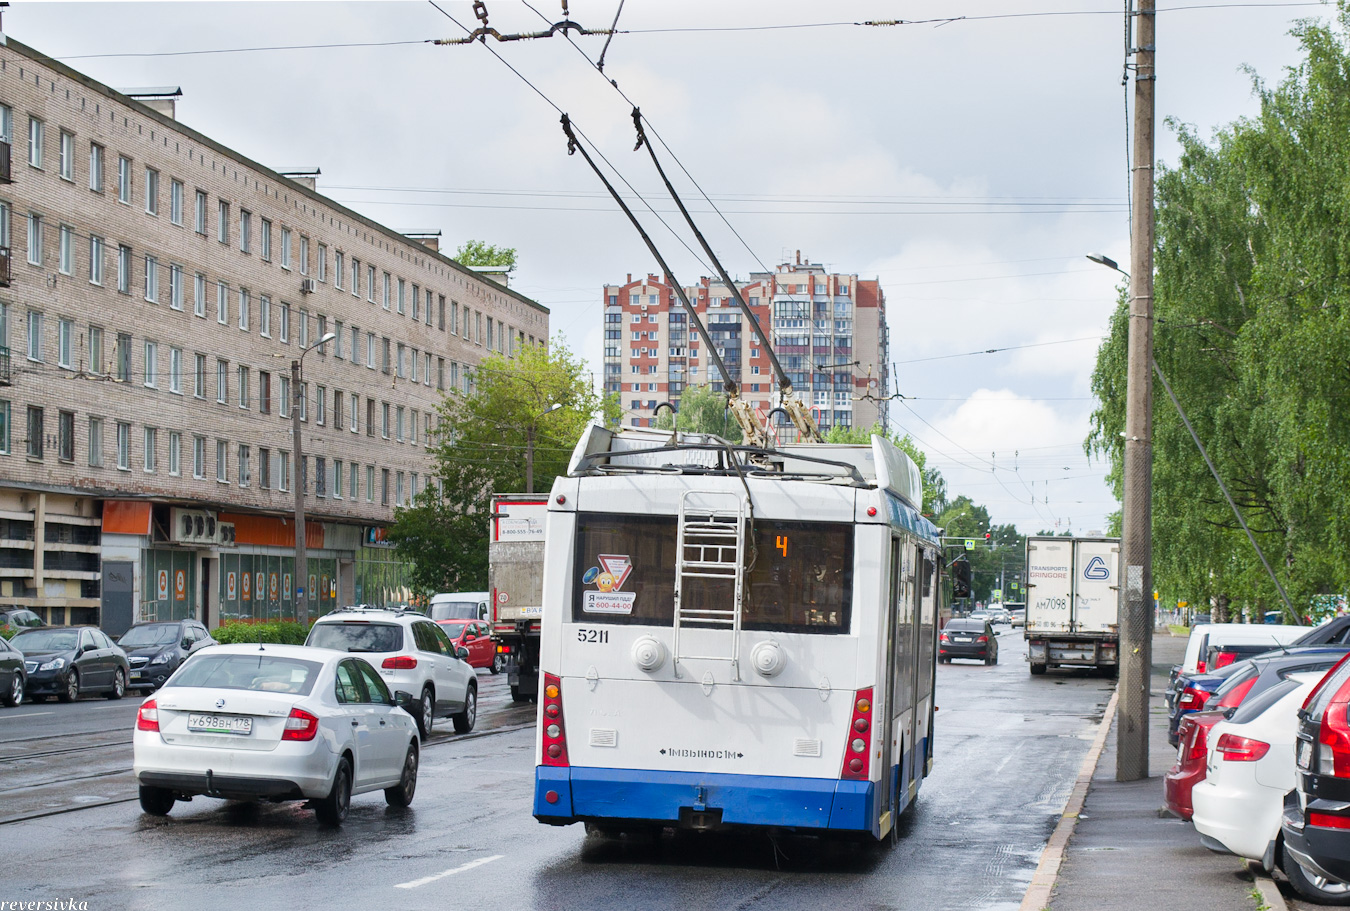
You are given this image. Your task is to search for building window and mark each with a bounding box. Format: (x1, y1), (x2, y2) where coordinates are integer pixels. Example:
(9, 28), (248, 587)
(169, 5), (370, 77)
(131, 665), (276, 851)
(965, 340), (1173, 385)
(278, 450), (290, 491)
(117, 244), (131, 293)
(89, 142), (104, 192)
(27, 117), (43, 169)
(193, 435), (205, 478)
(260, 296), (272, 338)
(169, 347), (182, 394)
(170, 264), (184, 310)
(24, 406), (42, 459)
(217, 200), (229, 244)
(259, 371), (271, 414)
(281, 227), (292, 269)
(333, 460), (342, 499)
(144, 255), (158, 302)
(335, 251), (345, 289)
(194, 189), (207, 234)
(350, 462), (359, 500)
(298, 309), (309, 348)
(89, 235), (104, 285)
(170, 179), (184, 226)
(88, 417), (103, 467)
(237, 444), (250, 487)
(366, 465), (375, 503)
(168, 431), (181, 476)
(396, 405), (405, 442)
(352, 258), (361, 296)
(366, 332), (375, 369)
(216, 281), (228, 325)
(259, 446), (271, 489)
(279, 375), (291, 418)
(145, 167), (159, 215)
(58, 224), (73, 274)
(451, 301), (458, 335)
(382, 272), (391, 310)
(318, 244), (327, 282)
(397, 278), (405, 314)
(238, 288), (250, 332)
(117, 155), (131, 202)
(143, 340), (158, 388)
(237, 365), (249, 409)
(260, 217), (272, 261)
(193, 273), (207, 318)
(300, 236), (309, 275)
(315, 385), (326, 425)
(26, 310), (42, 362)
(239, 209), (251, 253)
(58, 410), (74, 462)
(57, 318), (72, 368)
(332, 387), (342, 428)
(88, 325), (103, 375)
(315, 456), (326, 498)
(396, 343), (406, 379)
(381, 468), (390, 506)
(144, 427), (157, 473)
(366, 398), (374, 437)
(381, 337), (391, 374)
(117, 422), (130, 470)
(367, 265), (375, 302)
(193, 353), (206, 398)
(26, 212), (42, 266)
(59, 130), (74, 181)
(381, 402), (390, 439)
(216, 359), (228, 404)
(115, 333), (131, 382)
(396, 471), (404, 507)
(298, 382), (308, 421)
(280, 301), (291, 343)
(350, 392), (359, 433)
(216, 440), (228, 482)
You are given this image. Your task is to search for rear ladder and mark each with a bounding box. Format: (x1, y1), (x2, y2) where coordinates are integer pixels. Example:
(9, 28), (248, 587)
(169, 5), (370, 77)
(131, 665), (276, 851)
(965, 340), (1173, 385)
(672, 490), (747, 681)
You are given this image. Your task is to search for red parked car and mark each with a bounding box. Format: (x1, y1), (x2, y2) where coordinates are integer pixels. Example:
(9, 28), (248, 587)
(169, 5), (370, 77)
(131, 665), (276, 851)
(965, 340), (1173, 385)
(436, 620), (503, 674)
(1165, 710), (1228, 819)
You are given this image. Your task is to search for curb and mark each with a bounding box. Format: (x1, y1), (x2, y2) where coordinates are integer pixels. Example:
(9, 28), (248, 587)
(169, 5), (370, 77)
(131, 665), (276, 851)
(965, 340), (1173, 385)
(1247, 861), (1288, 911)
(1018, 690), (1119, 911)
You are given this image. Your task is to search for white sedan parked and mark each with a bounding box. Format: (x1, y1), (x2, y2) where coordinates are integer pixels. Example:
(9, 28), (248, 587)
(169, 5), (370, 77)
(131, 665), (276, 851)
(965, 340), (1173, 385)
(133, 644), (420, 826)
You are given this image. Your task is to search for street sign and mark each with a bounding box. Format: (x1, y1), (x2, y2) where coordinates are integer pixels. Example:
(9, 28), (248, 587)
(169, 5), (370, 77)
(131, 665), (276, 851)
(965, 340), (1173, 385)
(964, 539), (975, 551)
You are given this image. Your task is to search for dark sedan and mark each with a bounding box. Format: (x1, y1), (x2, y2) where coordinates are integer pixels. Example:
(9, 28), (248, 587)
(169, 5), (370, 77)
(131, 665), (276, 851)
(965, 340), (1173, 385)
(0, 608), (45, 632)
(11, 626), (130, 701)
(0, 635), (25, 706)
(939, 618), (998, 665)
(117, 619), (216, 692)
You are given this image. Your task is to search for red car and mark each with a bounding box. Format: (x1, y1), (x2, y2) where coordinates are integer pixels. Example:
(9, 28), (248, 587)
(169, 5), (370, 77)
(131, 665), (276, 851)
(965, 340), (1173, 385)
(436, 620), (503, 674)
(1164, 710), (1227, 819)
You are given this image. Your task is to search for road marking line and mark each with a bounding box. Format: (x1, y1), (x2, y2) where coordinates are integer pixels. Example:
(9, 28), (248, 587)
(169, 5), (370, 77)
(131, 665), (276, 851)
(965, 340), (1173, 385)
(395, 854), (503, 889)
(5, 711), (54, 719)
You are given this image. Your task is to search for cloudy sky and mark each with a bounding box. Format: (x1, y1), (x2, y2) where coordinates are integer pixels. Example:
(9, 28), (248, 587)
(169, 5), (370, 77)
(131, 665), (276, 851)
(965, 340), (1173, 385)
(15, 1), (1324, 533)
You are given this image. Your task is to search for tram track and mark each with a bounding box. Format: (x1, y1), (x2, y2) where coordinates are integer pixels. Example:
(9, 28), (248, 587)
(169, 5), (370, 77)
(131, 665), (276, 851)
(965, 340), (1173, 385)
(0, 739), (133, 763)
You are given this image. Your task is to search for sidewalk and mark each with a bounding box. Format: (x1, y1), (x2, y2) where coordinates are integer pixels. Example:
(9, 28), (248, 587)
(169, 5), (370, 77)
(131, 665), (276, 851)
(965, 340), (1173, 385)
(1041, 632), (1264, 911)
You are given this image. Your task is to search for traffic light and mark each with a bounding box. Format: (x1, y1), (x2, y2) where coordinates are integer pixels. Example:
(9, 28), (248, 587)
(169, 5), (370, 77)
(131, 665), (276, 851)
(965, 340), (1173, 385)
(984, 532), (992, 545)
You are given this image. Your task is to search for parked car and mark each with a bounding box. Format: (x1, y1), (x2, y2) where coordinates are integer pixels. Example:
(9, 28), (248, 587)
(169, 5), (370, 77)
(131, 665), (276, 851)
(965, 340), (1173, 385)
(1005, 602), (1027, 628)
(0, 608), (45, 632)
(304, 606), (476, 740)
(939, 618), (998, 665)
(118, 619), (217, 693)
(11, 626), (129, 701)
(1165, 709), (1228, 820)
(1168, 623), (1309, 712)
(429, 592), (490, 623)
(0, 635), (26, 706)
(1193, 669), (1333, 898)
(436, 619), (502, 674)
(132, 644), (420, 825)
(1290, 615), (1350, 647)
(1283, 652), (1350, 904)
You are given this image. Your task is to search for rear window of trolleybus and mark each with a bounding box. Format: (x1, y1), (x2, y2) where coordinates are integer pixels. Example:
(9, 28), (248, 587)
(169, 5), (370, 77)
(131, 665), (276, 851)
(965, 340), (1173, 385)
(571, 513), (854, 634)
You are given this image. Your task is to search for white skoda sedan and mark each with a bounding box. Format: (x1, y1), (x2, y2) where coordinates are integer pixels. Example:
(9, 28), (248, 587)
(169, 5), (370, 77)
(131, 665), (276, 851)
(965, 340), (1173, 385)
(132, 644), (420, 826)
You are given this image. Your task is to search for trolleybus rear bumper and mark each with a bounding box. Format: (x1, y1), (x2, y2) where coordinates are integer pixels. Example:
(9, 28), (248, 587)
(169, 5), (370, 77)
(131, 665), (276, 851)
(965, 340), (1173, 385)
(534, 766), (876, 833)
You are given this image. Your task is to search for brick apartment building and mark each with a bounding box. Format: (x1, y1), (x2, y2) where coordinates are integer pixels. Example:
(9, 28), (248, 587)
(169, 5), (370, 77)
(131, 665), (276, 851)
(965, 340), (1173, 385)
(602, 256), (889, 437)
(0, 35), (548, 632)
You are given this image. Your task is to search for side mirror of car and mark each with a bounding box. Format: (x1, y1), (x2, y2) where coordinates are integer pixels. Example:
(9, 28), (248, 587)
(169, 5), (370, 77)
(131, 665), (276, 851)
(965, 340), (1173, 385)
(181, 638), (193, 650)
(394, 690), (415, 710)
(463, 632), (475, 642)
(455, 646), (470, 661)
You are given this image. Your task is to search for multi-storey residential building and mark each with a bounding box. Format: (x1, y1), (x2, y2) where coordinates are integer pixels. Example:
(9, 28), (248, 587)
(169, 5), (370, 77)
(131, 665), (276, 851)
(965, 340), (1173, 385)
(0, 37), (548, 631)
(603, 256), (888, 436)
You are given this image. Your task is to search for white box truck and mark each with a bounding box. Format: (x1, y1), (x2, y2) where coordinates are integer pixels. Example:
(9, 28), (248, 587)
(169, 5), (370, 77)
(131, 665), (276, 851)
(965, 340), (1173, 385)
(1025, 536), (1120, 676)
(488, 493), (548, 702)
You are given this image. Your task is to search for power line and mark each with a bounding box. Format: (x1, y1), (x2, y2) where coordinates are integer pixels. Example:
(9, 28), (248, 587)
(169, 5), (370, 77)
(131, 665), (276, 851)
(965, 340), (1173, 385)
(49, 39), (433, 61)
(893, 335), (1105, 365)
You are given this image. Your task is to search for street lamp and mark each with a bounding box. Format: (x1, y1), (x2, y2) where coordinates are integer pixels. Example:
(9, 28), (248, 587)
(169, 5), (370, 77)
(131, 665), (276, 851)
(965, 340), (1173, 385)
(293, 332), (336, 623)
(525, 403), (563, 495)
(1086, 253), (1129, 278)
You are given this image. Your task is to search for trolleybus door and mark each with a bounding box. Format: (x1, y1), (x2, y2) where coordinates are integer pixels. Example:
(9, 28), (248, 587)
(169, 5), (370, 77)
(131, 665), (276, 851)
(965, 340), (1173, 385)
(880, 537), (903, 827)
(907, 544), (926, 800)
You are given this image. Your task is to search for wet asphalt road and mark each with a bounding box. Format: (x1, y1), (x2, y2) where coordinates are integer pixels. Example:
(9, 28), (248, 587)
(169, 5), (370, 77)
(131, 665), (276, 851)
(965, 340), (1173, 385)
(1, 631), (1115, 911)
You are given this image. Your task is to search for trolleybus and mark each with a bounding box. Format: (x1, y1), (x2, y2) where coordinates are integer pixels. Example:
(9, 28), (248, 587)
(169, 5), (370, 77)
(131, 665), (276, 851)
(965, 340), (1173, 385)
(532, 424), (944, 841)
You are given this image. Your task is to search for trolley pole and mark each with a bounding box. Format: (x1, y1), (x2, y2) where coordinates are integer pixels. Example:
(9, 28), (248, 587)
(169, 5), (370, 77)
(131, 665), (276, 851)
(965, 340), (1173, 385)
(1117, 0), (1156, 783)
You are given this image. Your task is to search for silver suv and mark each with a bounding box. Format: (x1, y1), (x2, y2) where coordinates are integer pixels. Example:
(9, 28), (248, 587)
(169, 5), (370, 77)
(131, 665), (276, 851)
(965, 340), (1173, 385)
(305, 607), (476, 739)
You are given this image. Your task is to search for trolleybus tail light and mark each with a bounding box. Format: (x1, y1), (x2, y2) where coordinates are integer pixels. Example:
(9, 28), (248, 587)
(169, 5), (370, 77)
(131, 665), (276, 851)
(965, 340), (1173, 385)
(137, 699), (160, 732)
(841, 687), (874, 781)
(281, 708), (320, 742)
(381, 656), (418, 670)
(541, 672), (569, 767)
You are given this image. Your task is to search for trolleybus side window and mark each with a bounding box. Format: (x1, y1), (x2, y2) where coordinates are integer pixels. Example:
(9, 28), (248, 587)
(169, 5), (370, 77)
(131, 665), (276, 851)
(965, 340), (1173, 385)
(572, 513), (853, 633)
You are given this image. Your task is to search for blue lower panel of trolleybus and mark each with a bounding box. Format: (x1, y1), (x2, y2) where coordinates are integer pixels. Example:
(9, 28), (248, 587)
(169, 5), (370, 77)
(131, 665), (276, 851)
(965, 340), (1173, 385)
(534, 766), (877, 832)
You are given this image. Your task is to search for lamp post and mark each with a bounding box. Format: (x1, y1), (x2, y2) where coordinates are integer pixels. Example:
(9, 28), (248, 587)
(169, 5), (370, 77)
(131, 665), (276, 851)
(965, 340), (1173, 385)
(524, 403), (563, 494)
(292, 332), (336, 623)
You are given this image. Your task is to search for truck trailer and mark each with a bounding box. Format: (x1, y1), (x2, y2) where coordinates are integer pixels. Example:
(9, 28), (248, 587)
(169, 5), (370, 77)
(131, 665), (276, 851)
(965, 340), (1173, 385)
(488, 493), (548, 702)
(1024, 536), (1120, 676)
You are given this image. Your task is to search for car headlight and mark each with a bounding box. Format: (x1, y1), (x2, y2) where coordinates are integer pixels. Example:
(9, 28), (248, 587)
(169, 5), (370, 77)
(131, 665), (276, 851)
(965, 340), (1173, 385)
(38, 657), (66, 671)
(149, 651), (174, 665)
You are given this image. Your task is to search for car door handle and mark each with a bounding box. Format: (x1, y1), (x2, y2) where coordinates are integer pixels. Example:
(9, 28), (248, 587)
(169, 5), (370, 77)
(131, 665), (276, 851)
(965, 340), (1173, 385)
(351, 719), (360, 727)
(379, 719), (387, 726)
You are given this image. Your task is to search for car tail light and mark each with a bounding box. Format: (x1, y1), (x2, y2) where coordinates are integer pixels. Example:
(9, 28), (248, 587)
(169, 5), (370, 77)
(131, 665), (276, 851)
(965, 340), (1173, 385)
(1196, 660), (1207, 674)
(939, 633), (950, 643)
(1214, 677), (1257, 710)
(1318, 670), (1350, 776)
(497, 644), (511, 654)
(1179, 686), (1209, 712)
(381, 656), (418, 670)
(1182, 720), (1210, 768)
(282, 708), (319, 741)
(541, 673), (568, 767)
(1311, 812), (1350, 830)
(137, 699), (160, 732)
(976, 635), (989, 644)
(1304, 653), (1350, 711)
(1216, 733), (1270, 762)
(1214, 650), (1239, 669)
(841, 687), (874, 781)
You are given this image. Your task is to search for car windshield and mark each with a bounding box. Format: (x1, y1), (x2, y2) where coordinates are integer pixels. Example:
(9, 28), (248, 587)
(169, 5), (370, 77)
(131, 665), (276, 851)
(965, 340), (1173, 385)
(168, 654), (321, 695)
(12, 629), (78, 651)
(430, 602), (479, 621)
(306, 622), (403, 653)
(439, 621), (469, 637)
(119, 624), (180, 647)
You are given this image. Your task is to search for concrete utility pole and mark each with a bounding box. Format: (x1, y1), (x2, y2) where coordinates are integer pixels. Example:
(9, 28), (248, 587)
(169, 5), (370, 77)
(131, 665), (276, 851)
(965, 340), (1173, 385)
(1118, 0), (1156, 783)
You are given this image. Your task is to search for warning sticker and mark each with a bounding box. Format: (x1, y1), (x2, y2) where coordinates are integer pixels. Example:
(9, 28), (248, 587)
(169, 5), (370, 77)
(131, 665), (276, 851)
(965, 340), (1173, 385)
(583, 591), (637, 614)
(596, 554), (632, 591)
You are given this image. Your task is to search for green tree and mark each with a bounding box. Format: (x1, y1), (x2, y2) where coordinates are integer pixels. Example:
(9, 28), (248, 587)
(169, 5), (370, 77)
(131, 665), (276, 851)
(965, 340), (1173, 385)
(654, 384), (743, 443)
(387, 339), (620, 597)
(823, 422), (948, 515)
(454, 239), (517, 272)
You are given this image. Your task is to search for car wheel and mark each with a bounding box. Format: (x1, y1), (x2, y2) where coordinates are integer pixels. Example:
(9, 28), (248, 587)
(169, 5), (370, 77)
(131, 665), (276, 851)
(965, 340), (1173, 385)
(59, 670), (80, 703)
(490, 653), (504, 675)
(510, 684), (531, 703)
(452, 684), (477, 734)
(1283, 845), (1350, 905)
(106, 668), (126, 700)
(2, 673), (22, 707)
(384, 742), (419, 808)
(1030, 664), (1047, 676)
(416, 686), (434, 741)
(138, 785), (176, 816)
(315, 757), (352, 827)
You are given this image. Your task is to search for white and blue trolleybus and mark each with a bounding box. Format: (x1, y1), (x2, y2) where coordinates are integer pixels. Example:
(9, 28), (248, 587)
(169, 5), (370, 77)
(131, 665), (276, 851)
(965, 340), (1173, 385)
(532, 424), (944, 841)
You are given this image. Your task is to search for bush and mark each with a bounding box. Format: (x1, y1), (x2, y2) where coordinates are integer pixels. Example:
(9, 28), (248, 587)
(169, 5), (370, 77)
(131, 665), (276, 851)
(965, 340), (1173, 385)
(212, 619), (312, 645)
(0, 625), (14, 640)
